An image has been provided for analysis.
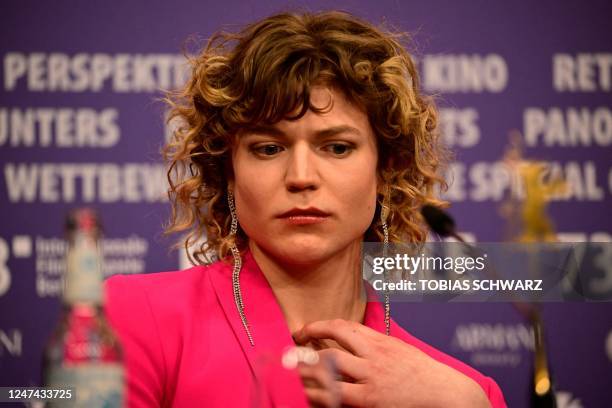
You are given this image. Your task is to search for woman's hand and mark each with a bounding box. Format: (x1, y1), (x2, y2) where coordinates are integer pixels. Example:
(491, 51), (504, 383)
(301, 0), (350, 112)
(281, 346), (341, 408)
(295, 352), (341, 408)
(293, 319), (491, 408)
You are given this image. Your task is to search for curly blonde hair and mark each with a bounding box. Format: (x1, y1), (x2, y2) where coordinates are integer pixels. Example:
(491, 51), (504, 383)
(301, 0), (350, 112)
(164, 10), (447, 264)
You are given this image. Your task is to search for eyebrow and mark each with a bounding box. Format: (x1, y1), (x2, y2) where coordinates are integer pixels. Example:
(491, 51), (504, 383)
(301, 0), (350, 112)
(245, 124), (363, 139)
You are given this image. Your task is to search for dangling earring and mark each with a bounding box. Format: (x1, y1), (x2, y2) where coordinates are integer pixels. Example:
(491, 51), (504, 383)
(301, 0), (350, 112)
(227, 189), (255, 346)
(381, 185), (391, 336)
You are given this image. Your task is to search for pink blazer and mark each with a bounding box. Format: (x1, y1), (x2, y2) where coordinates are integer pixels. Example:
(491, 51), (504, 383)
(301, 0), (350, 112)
(104, 249), (506, 407)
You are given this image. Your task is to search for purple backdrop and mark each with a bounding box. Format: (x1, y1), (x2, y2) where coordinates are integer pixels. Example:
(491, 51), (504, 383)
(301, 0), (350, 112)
(1, 1), (611, 407)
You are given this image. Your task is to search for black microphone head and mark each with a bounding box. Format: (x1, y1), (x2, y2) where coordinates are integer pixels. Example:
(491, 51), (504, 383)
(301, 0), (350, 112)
(420, 205), (456, 237)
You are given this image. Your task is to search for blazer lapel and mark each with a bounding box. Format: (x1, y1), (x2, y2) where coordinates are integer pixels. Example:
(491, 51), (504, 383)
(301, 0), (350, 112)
(208, 250), (308, 407)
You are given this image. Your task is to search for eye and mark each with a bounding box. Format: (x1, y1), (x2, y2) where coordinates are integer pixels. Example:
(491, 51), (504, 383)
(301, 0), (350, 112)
(323, 143), (354, 157)
(251, 143), (284, 157)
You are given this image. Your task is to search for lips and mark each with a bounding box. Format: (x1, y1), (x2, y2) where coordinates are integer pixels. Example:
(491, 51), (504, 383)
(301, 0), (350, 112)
(277, 207), (331, 225)
(277, 207), (331, 218)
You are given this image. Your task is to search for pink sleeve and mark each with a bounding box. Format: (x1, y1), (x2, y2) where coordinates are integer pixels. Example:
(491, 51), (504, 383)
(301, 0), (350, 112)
(394, 328), (507, 407)
(484, 376), (507, 408)
(104, 274), (166, 408)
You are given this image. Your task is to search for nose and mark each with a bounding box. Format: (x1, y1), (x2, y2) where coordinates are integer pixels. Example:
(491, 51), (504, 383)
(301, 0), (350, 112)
(285, 142), (320, 193)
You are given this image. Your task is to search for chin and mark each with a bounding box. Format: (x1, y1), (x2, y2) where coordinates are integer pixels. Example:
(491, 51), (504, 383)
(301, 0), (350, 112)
(271, 237), (340, 266)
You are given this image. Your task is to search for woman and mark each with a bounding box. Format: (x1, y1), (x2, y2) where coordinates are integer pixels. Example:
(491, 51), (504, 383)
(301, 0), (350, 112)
(105, 11), (506, 407)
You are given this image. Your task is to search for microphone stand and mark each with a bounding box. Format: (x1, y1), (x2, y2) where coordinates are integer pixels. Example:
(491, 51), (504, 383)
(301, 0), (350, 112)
(420, 205), (556, 408)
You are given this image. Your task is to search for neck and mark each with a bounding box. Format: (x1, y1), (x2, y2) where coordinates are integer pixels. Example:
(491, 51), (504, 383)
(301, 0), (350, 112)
(249, 240), (367, 336)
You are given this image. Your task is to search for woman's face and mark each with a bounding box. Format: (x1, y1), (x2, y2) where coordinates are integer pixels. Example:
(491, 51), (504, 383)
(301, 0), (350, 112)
(231, 86), (378, 266)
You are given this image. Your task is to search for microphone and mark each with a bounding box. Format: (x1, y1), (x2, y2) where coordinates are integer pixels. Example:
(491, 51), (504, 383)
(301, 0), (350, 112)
(420, 205), (464, 243)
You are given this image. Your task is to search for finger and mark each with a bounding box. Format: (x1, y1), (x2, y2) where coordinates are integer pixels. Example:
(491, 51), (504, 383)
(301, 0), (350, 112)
(317, 348), (368, 382)
(292, 336), (328, 351)
(298, 363), (335, 390)
(338, 382), (368, 407)
(294, 320), (379, 356)
(303, 387), (340, 408)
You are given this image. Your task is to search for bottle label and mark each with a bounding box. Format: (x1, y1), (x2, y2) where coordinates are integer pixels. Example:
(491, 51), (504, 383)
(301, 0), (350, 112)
(65, 234), (103, 304)
(47, 363), (124, 408)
